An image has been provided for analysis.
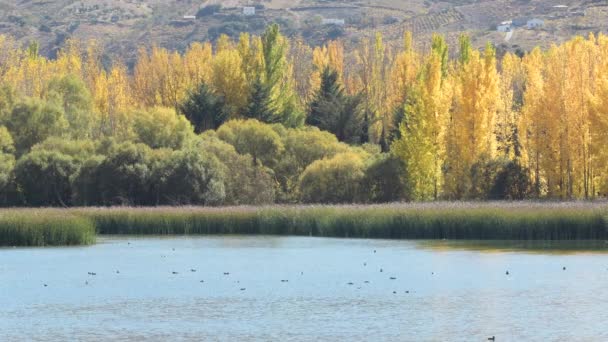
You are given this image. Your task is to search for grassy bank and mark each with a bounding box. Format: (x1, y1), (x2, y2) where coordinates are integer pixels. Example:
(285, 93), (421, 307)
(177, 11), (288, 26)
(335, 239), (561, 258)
(0, 210), (96, 247)
(1, 203), (608, 246)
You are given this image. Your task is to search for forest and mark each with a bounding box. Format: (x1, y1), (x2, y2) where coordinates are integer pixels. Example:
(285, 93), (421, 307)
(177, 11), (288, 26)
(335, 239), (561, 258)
(0, 24), (607, 207)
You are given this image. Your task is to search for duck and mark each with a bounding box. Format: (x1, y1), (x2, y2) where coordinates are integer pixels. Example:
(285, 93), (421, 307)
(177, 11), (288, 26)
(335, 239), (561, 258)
(488, 336), (495, 341)
(172, 271), (179, 275)
(505, 271), (509, 275)
(223, 272), (230, 275)
(389, 277), (397, 280)
(240, 288), (246, 291)
(563, 266), (566, 271)
(347, 282), (354, 285)
(190, 269), (196, 272)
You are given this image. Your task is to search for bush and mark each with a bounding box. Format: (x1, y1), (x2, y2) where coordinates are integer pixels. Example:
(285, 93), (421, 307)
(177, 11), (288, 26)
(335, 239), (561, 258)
(299, 152), (367, 203)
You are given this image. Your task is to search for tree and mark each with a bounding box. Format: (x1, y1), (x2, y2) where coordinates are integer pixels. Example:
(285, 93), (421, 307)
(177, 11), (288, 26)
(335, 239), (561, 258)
(7, 98), (67, 154)
(217, 119), (284, 167)
(391, 47), (450, 200)
(307, 67), (363, 143)
(244, 78), (275, 123)
(197, 132), (276, 205)
(91, 142), (157, 205)
(273, 126), (349, 201)
(0, 126), (14, 154)
(154, 149), (226, 205)
(299, 152), (367, 203)
(212, 47), (248, 118)
(444, 40), (499, 199)
(0, 152), (15, 204)
(489, 160), (531, 200)
(47, 74), (95, 139)
(261, 24), (304, 127)
(14, 150), (78, 206)
(133, 107), (194, 150)
(363, 153), (407, 203)
(179, 83), (226, 133)
(0, 85), (16, 124)
(0, 127), (15, 202)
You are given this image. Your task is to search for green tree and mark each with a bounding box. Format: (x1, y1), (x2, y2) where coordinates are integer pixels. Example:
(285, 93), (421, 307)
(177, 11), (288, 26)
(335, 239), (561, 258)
(261, 24), (304, 127)
(217, 119), (284, 167)
(273, 126), (349, 201)
(0, 152), (15, 204)
(299, 152), (367, 203)
(92, 142), (157, 205)
(47, 75), (94, 139)
(180, 83), (226, 133)
(244, 78), (275, 123)
(363, 153), (407, 203)
(307, 67), (363, 143)
(71, 155), (105, 206)
(154, 149), (226, 205)
(0, 85), (16, 125)
(7, 98), (67, 154)
(14, 150), (78, 206)
(133, 107), (194, 150)
(0, 126), (15, 154)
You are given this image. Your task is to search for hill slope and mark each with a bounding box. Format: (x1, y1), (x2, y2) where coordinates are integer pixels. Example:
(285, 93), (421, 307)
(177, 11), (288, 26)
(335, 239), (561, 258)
(0, 0), (606, 61)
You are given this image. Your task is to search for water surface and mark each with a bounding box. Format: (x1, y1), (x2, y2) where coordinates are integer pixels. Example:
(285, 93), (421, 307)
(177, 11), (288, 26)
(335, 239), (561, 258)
(2, 236), (608, 341)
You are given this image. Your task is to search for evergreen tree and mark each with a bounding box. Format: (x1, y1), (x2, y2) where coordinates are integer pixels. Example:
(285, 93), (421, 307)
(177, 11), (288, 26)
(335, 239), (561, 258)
(179, 83), (226, 134)
(244, 78), (276, 123)
(307, 67), (362, 143)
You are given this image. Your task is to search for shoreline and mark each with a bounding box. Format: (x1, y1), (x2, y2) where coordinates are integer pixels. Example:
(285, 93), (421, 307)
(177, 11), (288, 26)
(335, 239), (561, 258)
(1, 202), (607, 246)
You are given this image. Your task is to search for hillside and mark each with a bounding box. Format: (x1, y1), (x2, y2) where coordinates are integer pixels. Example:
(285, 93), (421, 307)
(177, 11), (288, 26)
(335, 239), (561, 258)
(0, 0), (607, 62)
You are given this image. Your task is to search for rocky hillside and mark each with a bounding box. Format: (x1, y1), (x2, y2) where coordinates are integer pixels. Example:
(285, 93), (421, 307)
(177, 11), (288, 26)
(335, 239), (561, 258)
(0, 0), (606, 62)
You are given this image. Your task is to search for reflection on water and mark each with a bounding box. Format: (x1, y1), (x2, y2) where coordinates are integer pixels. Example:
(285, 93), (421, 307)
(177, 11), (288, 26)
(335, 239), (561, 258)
(1, 236), (608, 341)
(419, 239), (608, 254)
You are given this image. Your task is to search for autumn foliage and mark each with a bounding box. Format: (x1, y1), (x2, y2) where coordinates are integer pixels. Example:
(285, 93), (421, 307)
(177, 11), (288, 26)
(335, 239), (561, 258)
(0, 25), (607, 205)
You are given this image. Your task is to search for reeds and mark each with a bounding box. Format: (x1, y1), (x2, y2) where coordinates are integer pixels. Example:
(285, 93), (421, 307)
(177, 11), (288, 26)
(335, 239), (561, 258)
(83, 202), (608, 240)
(0, 209), (96, 247)
(2, 202), (607, 246)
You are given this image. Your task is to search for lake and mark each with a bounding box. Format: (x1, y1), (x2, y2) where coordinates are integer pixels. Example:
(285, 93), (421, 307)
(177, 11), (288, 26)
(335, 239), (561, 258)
(2, 236), (608, 341)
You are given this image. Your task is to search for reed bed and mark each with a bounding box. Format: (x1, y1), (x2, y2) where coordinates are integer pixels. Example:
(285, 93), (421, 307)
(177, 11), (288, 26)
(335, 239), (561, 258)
(82, 202), (608, 240)
(2, 202), (607, 246)
(0, 209), (96, 247)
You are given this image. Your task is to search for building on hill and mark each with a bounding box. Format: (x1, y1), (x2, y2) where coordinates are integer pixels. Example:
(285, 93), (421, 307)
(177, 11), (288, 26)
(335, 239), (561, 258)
(497, 24), (511, 32)
(243, 7), (255, 16)
(497, 21), (512, 32)
(527, 18), (544, 29)
(322, 18), (345, 26)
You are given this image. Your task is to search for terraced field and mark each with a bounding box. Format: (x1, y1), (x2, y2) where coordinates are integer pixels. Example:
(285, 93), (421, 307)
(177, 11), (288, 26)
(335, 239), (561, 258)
(0, 0), (605, 61)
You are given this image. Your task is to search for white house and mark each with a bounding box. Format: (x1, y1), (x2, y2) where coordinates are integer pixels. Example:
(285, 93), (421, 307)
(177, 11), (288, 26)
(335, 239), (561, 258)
(183, 15), (196, 20)
(497, 24), (511, 32)
(322, 18), (345, 26)
(527, 18), (544, 29)
(243, 7), (255, 16)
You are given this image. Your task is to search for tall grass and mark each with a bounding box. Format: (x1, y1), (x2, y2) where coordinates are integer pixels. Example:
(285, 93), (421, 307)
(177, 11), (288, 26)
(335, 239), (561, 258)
(0, 210), (96, 247)
(82, 202), (608, 240)
(1, 202), (607, 246)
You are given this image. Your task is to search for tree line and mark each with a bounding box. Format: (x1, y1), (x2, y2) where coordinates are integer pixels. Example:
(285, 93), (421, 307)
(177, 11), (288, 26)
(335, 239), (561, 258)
(0, 25), (607, 206)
